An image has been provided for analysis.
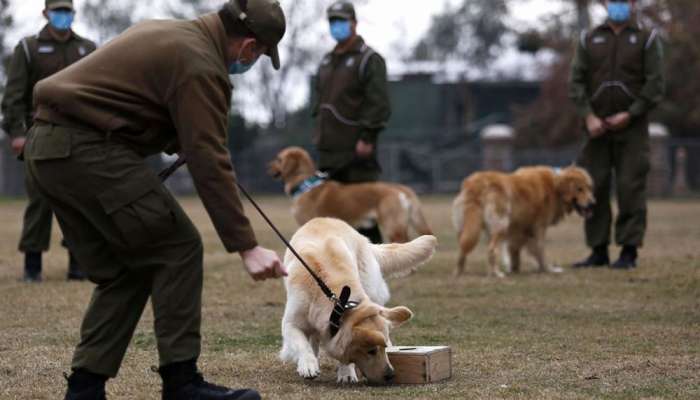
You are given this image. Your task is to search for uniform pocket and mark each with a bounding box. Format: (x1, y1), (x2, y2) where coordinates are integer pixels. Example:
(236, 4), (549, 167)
(97, 175), (176, 250)
(26, 124), (72, 160)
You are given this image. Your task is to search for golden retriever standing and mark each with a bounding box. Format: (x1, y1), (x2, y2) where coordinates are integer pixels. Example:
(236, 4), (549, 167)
(280, 217), (437, 384)
(452, 166), (595, 278)
(268, 147), (432, 243)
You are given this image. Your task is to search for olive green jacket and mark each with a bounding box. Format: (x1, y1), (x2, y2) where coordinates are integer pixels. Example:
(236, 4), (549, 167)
(569, 20), (665, 120)
(32, 13), (257, 253)
(312, 36), (391, 152)
(1, 26), (96, 138)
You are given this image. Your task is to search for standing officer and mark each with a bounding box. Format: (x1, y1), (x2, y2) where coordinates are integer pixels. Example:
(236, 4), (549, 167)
(26, 1), (286, 399)
(569, 0), (665, 269)
(1, 0), (96, 282)
(312, 1), (391, 244)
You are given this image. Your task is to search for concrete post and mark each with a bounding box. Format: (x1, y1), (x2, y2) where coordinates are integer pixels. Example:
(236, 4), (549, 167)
(647, 123), (670, 197)
(481, 124), (514, 171)
(672, 147), (690, 196)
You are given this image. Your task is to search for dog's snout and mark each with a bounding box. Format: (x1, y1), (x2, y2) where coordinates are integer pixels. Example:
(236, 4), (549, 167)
(384, 367), (395, 382)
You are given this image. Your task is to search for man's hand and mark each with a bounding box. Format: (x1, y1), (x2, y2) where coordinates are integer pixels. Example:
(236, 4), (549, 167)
(605, 112), (631, 132)
(355, 140), (374, 158)
(11, 137), (26, 156)
(585, 113), (607, 138)
(239, 246), (287, 281)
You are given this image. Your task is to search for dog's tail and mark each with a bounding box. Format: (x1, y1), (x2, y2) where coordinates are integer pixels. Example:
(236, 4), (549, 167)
(371, 235), (437, 279)
(405, 190), (433, 236)
(452, 186), (483, 271)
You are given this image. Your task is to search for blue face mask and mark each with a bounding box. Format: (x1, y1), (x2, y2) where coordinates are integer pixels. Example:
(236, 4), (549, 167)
(228, 41), (260, 75)
(330, 20), (352, 42)
(228, 58), (258, 75)
(607, 2), (631, 23)
(48, 10), (74, 31)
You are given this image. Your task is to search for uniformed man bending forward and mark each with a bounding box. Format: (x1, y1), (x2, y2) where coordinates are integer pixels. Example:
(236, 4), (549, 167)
(26, 1), (286, 399)
(1, 0), (96, 282)
(569, 0), (665, 270)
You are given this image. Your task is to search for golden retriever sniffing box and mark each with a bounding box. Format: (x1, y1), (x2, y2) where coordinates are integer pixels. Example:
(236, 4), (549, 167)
(268, 147), (432, 243)
(452, 166), (595, 278)
(280, 217), (437, 384)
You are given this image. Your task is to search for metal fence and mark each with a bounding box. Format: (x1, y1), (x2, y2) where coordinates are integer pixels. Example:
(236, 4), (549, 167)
(2, 134), (699, 197)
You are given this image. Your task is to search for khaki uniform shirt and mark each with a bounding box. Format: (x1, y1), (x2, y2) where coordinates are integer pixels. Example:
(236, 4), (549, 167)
(1, 26), (96, 138)
(33, 13), (257, 253)
(312, 36), (391, 156)
(569, 20), (665, 119)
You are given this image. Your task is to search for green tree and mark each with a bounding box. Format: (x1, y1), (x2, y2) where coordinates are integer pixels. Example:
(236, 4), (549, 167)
(412, 0), (510, 67)
(79, 0), (135, 43)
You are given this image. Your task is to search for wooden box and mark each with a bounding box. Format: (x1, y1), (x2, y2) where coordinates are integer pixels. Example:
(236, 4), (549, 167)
(386, 346), (452, 384)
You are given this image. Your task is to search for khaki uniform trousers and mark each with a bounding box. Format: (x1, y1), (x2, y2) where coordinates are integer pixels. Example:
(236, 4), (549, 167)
(25, 123), (203, 377)
(577, 117), (650, 248)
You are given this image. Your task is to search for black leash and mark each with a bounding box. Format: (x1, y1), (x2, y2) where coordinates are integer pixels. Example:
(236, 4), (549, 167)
(158, 156), (358, 336)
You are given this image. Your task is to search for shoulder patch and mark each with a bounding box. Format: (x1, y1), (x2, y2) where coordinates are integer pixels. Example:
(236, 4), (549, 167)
(79, 46), (87, 56)
(321, 55), (332, 66)
(629, 34), (638, 45)
(345, 56), (355, 67)
(579, 29), (588, 49)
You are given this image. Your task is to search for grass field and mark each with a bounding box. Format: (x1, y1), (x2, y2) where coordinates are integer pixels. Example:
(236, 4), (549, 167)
(0, 196), (698, 399)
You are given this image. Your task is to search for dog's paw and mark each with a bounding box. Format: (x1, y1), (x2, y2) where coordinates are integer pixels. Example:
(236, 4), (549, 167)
(548, 265), (564, 273)
(336, 364), (359, 384)
(297, 355), (320, 380)
(494, 270), (506, 279)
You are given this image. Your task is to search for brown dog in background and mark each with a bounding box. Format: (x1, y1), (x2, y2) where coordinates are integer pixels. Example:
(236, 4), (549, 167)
(452, 166), (595, 277)
(268, 147), (432, 243)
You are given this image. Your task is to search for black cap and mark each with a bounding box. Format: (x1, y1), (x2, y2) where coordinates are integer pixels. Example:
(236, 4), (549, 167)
(225, 0), (286, 70)
(327, 1), (356, 21)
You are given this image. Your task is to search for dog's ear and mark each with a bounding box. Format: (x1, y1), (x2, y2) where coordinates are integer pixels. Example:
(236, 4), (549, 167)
(556, 175), (575, 203)
(281, 154), (299, 176)
(380, 306), (413, 328)
(352, 327), (388, 348)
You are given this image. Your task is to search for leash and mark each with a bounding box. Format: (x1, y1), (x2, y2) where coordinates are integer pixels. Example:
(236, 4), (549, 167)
(158, 156), (359, 337)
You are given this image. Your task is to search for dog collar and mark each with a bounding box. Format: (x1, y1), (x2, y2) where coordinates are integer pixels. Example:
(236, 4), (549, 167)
(290, 172), (328, 198)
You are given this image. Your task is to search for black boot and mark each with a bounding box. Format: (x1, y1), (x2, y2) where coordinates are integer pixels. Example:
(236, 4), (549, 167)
(23, 251), (43, 282)
(159, 359), (260, 400)
(67, 252), (87, 281)
(572, 246), (609, 268)
(64, 369), (108, 400)
(357, 224), (383, 244)
(611, 246), (638, 269)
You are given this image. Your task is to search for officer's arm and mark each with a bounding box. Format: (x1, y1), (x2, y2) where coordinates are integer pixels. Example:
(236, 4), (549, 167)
(358, 54), (391, 144)
(168, 74), (258, 253)
(1, 42), (32, 138)
(629, 32), (665, 119)
(568, 34), (593, 118)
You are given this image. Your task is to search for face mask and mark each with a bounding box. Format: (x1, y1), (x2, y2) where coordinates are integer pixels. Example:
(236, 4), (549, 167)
(607, 2), (631, 23)
(48, 10), (74, 31)
(228, 41), (259, 75)
(330, 20), (352, 42)
(229, 59), (258, 75)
